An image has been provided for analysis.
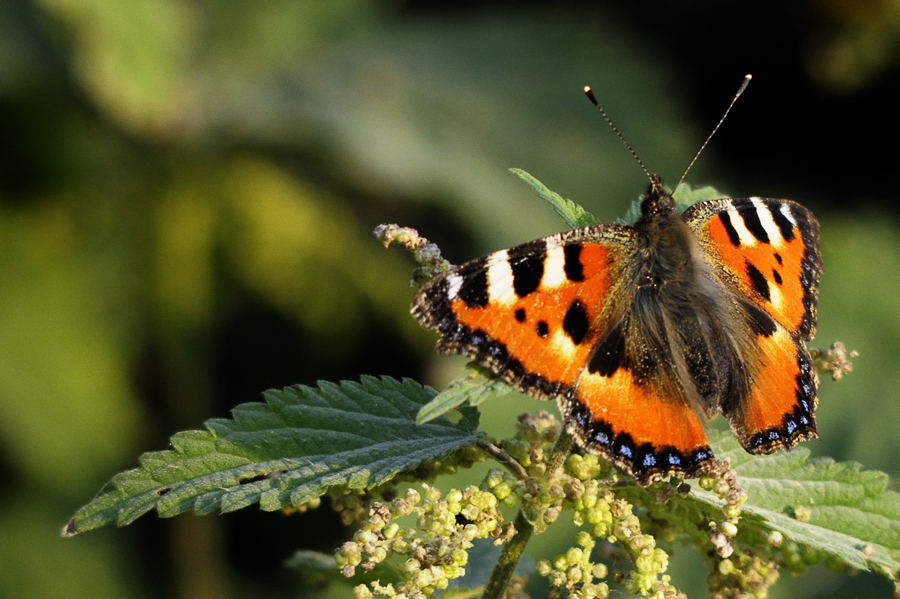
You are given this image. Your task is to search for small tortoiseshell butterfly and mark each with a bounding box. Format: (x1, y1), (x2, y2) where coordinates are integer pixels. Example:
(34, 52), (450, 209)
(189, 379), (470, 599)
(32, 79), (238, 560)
(411, 78), (823, 485)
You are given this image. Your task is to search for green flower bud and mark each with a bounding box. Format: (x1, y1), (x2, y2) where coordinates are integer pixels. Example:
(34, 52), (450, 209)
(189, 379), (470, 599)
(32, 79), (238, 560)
(717, 558), (735, 575)
(566, 547), (584, 564)
(537, 560), (553, 576)
(721, 521), (738, 538)
(576, 531), (593, 548)
(423, 485), (441, 503)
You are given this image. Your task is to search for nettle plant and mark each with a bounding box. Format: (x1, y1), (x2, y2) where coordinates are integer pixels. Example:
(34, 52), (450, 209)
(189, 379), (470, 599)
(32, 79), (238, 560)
(65, 170), (896, 599)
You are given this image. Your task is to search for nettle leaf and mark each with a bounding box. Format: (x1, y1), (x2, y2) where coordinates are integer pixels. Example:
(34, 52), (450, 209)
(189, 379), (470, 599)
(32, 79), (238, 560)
(63, 377), (481, 536)
(510, 168), (597, 229)
(684, 435), (900, 575)
(417, 363), (514, 424)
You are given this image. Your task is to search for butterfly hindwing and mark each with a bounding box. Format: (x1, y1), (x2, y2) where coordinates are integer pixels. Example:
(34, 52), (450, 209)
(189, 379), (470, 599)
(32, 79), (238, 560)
(560, 358), (714, 485)
(727, 321), (818, 453)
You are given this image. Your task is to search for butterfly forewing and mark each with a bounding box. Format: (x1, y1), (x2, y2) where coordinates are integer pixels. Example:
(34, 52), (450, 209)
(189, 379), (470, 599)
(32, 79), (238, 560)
(412, 224), (637, 400)
(684, 197), (822, 338)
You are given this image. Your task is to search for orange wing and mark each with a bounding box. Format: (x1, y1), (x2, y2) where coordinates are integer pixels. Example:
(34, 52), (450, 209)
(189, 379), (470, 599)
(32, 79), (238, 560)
(685, 197), (822, 453)
(412, 224), (716, 484)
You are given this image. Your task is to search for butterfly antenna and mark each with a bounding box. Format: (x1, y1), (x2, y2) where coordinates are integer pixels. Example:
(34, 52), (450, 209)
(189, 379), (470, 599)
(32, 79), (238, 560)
(674, 74), (752, 191)
(584, 86), (654, 185)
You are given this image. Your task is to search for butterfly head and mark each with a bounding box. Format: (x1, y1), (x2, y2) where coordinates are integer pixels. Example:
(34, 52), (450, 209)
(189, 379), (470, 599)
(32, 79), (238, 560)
(640, 174), (676, 217)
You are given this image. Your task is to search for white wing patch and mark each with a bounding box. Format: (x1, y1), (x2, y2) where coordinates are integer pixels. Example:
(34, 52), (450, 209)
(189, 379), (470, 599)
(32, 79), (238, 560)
(725, 207), (759, 247)
(750, 198), (788, 248)
(446, 273), (463, 300)
(541, 245), (568, 290)
(486, 250), (517, 305)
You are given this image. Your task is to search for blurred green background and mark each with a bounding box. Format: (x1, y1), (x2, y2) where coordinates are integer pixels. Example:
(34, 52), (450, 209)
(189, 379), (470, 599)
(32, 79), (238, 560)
(2, 0), (900, 597)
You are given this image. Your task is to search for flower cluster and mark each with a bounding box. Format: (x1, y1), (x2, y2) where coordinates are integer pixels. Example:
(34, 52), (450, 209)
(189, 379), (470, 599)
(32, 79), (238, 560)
(707, 550), (779, 599)
(535, 474), (684, 599)
(699, 462), (748, 560)
(537, 532), (609, 598)
(335, 484), (503, 598)
(328, 409), (809, 599)
(492, 413), (683, 599)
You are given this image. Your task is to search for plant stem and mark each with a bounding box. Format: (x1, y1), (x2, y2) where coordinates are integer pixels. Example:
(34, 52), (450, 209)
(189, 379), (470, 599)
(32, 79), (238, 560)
(546, 428), (575, 474)
(481, 511), (533, 599)
(481, 428), (575, 599)
(477, 439), (529, 480)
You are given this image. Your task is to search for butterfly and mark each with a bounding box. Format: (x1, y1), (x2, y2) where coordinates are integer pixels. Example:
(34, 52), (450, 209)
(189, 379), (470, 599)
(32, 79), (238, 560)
(411, 168), (822, 485)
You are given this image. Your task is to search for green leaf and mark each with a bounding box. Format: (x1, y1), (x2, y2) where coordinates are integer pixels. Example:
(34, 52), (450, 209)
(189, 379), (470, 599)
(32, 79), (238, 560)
(284, 550), (341, 578)
(417, 364), (513, 424)
(681, 435), (900, 576)
(509, 168), (597, 229)
(672, 183), (724, 208)
(63, 377), (482, 535)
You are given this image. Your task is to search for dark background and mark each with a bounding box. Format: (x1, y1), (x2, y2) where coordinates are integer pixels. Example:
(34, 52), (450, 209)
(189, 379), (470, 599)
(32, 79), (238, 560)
(2, 0), (899, 597)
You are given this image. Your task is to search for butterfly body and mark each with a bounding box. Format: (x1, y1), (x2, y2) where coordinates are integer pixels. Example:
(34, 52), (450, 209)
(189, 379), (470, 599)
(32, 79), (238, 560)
(413, 175), (822, 485)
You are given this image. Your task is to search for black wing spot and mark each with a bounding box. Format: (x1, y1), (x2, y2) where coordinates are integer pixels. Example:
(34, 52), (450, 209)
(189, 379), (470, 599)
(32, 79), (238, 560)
(458, 260), (489, 307)
(772, 268), (783, 285)
(564, 244), (585, 281)
(588, 321), (625, 376)
(745, 259), (771, 302)
(514, 308), (526, 322)
(718, 212), (741, 247)
(536, 321), (549, 338)
(774, 252), (783, 266)
(509, 243), (546, 298)
(735, 200), (770, 244)
(743, 300), (777, 338)
(562, 300), (589, 345)
(769, 205), (796, 242)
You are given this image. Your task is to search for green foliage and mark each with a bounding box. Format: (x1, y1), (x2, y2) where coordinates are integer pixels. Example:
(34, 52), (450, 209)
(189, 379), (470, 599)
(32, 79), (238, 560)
(510, 168), (598, 229)
(64, 377), (481, 535)
(6, 0), (899, 597)
(705, 437), (900, 574)
(63, 168), (900, 599)
(614, 432), (900, 575)
(417, 364), (514, 424)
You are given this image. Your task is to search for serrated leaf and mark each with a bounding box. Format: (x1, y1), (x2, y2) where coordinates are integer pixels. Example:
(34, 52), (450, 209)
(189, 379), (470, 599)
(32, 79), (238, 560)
(417, 364), (513, 424)
(688, 435), (900, 576)
(509, 168), (597, 229)
(64, 377), (481, 535)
